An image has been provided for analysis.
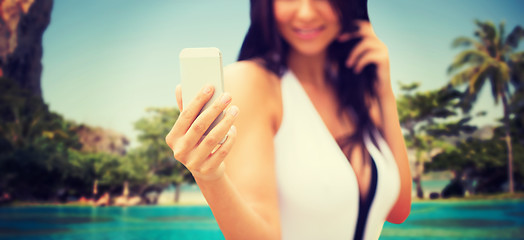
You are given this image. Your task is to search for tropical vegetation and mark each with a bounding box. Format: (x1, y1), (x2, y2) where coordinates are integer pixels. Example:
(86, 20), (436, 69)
(447, 20), (524, 193)
(0, 76), (191, 204)
(398, 20), (524, 198)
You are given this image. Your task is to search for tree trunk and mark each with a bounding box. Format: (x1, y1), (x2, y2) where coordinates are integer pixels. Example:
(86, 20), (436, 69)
(414, 162), (424, 199)
(413, 175), (424, 199)
(93, 179), (98, 198)
(123, 181), (129, 198)
(410, 128), (424, 199)
(174, 183), (181, 203)
(501, 95), (514, 193)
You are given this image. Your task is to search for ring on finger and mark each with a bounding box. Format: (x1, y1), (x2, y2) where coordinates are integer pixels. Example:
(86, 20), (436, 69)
(211, 135), (228, 154)
(218, 135), (228, 145)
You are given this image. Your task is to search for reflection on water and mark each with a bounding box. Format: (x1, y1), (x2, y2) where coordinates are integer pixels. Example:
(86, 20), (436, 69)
(453, 204), (514, 211)
(0, 227), (70, 236)
(0, 215), (112, 224)
(381, 200), (524, 240)
(148, 216), (215, 222)
(0, 200), (523, 240)
(506, 211), (524, 217)
(410, 218), (515, 228)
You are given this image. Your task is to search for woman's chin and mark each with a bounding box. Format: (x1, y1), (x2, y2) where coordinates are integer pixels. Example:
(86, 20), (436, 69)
(292, 45), (329, 57)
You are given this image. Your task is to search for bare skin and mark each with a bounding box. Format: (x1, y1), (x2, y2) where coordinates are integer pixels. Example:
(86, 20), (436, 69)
(166, 63), (282, 240)
(165, 0), (411, 239)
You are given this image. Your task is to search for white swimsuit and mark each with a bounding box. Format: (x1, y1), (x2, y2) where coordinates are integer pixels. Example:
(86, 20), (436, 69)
(274, 71), (401, 240)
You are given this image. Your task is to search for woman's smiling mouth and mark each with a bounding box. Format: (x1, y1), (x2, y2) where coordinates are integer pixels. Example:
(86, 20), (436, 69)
(293, 26), (325, 40)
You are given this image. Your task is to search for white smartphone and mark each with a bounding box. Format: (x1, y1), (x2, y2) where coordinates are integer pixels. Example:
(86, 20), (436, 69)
(179, 47), (225, 136)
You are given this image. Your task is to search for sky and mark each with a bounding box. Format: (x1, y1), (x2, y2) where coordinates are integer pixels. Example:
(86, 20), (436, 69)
(41, 0), (524, 148)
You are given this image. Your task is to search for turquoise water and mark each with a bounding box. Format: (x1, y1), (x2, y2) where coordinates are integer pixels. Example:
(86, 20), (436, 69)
(381, 200), (524, 239)
(0, 200), (523, 240)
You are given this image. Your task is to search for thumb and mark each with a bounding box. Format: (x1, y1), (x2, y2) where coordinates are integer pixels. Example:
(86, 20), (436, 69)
(176, 84), (183, 111)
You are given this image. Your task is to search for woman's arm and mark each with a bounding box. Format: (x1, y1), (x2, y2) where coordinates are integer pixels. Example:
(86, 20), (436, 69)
(166, 61), (281, 239)
(200, 61), (282, 239)
(373, 90), (412, 224)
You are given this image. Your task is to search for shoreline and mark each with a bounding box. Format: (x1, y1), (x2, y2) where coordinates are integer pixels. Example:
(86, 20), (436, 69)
(412, 192), (524, 202)
(3, 192), (523, 207)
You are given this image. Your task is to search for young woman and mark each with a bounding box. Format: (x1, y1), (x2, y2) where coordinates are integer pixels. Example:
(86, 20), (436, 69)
(165, 0), (412, 239)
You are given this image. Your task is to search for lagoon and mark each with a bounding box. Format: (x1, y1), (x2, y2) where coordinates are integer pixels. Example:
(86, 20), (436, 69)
(1, 200), (523, 240)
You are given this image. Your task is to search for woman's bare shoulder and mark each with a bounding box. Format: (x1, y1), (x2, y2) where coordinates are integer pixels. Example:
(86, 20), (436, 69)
(224, 60), (280, 94)
(224, 60), (282, 132)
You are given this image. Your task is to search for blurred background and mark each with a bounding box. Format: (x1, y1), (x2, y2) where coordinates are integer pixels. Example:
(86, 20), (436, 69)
(0, 0), (523, 239)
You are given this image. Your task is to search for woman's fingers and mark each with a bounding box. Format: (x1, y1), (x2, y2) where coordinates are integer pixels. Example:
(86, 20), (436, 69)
(195, 105), (239, 157)
(346, 39), (374, 68)
(190, 125), (237, 182)
(356, 20), (374, 34)
(342, 27), (391, 92)
(166, 85), (214, 149)
(354, 51), (385, 74)
(182, 107), (239, 181)
(337, 20), (374, 42)
(204, 125), (237, 175)
(337, 32), (361, 42)
(184, 92), (232, 148)
(171, 85), (215, 136)
(186, 104), (239, 175)
(176, 84), (183, 111)
(165, 84), (239, 182)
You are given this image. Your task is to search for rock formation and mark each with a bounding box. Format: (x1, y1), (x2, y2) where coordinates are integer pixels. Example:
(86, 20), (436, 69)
(0, 0), (53, 97)
(73, 124), (129, 156)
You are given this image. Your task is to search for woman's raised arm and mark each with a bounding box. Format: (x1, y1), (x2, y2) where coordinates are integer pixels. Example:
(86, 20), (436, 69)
(165, 60), (281, 239)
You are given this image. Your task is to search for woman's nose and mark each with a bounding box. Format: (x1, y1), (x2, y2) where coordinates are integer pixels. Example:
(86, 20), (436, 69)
(296, 0), (317, 22)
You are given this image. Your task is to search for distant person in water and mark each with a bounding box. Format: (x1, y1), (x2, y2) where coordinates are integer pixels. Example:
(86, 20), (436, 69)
(165, 0), (412, 239)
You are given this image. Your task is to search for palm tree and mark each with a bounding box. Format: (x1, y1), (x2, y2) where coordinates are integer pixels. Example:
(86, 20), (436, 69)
(448, 20), (524, 193)
(397, 82), (473, 198)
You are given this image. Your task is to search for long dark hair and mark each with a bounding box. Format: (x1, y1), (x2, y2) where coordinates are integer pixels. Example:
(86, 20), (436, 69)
(238, 0), (377, 154)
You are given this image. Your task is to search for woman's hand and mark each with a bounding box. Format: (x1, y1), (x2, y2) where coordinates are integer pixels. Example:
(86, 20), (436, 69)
(338, 20), (393, 96)
(165, 84), (239, 182)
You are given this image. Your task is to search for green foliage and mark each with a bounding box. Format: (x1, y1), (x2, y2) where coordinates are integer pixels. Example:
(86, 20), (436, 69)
(0, 77), (81, 200)
(449, 20), (524, 193)
(428, 138), (524, 193)
(509, 63), (524, 144)
(0, 76), (190, 203)
(449, 20), (523, 110)
(0, 77), (80, 150)
(133, 107), (193, 187)
(62, 107), (191, 200)
(425, 117), (477, 137)
(66, 150), (124, 196)
(397, 82), (477, 198)
(398, 84), (461, 129)
(397, 83), (474, 147)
